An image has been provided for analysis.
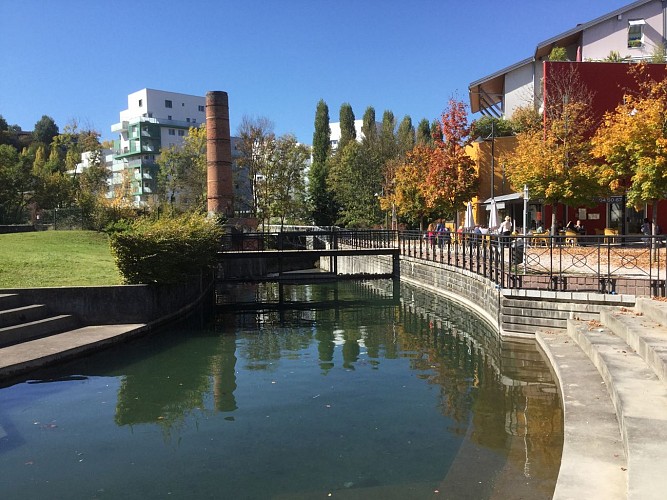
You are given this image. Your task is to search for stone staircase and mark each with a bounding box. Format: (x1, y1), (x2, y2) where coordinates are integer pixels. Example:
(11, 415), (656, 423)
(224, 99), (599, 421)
(537, 297), (667, 500)
(0, 293), (145, 380)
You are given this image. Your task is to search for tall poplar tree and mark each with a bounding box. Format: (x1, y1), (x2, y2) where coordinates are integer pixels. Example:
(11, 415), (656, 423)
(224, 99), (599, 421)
(379, 110), (397, 163)
(361, 106), (378, 146)
(309, 99), (335, 226)
(397, 115), (415, 157)
(338, 103), (356, 151)
(416, 118), (432, 146)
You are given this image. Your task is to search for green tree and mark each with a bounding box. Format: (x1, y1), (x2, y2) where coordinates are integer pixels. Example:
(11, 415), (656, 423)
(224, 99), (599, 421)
(338, 103), (356, 151)
(397, 115), (415, 157)
(548, 46), (568, 61)
(157, 125), (207, 213)
(309, 100), (336, 226)
(328, 141), (383, 227)
(379, 110), (397, 162)
(237, 115), (276, 217)
(0, 145), (33, 223)
(361, 106), (378, 146)
(416, 118), (432, 146)
(259, 134), (309, 228)
(33, 115), (59, 145)
(470, 116), (514, 139)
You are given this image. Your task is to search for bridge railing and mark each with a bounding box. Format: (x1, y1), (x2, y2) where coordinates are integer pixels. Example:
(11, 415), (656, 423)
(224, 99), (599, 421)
(220, 228), (667, 294)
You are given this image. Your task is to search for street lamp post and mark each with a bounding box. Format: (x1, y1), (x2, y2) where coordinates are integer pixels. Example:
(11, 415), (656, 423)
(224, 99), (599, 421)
(523, 184), (529, 236)
(476, 120), (496, 226)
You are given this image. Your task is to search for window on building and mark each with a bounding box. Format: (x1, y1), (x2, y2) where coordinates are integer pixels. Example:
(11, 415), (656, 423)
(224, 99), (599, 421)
(169, 129), (175, 136)
(138, 99), (143, 107)
(148, 112), (152, 118)
(168, 115), (172, 120)
(178, 130), (185, 136)
(182, 102), (185, 106)
(192, 118), (196, 123)
(165, 100), (173, 108)
(198, 105), (205, 112)
(628, 20), (645, 48)
(186, 118), (191, 123)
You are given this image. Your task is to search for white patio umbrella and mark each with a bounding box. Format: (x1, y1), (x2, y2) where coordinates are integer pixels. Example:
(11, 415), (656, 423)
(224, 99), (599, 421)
(488, 198), (499, 230)
(464, 202), (475, 229)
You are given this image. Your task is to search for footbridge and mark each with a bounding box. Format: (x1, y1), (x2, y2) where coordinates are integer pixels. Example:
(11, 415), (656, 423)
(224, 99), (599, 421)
(216, 229), (400, 283)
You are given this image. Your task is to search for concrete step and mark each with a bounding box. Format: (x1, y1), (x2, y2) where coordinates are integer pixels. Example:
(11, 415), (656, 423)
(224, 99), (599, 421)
(0, 304), (49, 328)
(0, 323), (147, 379)
(635, 297), (667, 328)
(0, 314), (79, 348)
(0, 293), (23, 310)
(568, 318), (667, 500)
(600, 307), (667, 386)
(535, 329), (626, 500)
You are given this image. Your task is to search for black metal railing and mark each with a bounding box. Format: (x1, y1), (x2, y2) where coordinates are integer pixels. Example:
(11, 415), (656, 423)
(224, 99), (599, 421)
(219, 228), (667, 295)
(397, 230), (666, 295)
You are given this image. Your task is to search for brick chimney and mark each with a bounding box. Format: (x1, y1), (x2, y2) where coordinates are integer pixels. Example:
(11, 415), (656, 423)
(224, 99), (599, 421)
(206, 91), (234, 217)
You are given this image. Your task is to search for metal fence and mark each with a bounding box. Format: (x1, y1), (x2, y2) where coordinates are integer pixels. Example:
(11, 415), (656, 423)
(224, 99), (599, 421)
(219, 228), (667, 296)
(398, 230), (667, 296)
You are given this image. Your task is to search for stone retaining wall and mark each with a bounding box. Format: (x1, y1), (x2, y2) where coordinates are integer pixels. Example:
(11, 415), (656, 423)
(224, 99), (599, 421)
(324, 253), (636, 337)
(0, 277), (210, 325)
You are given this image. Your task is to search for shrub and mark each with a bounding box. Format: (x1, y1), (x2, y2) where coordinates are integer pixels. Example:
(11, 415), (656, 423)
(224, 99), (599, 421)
(109, 213), (223, 284)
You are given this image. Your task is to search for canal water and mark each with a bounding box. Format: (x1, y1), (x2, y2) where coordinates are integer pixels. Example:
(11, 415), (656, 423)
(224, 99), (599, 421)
(0, 281), (562, 499)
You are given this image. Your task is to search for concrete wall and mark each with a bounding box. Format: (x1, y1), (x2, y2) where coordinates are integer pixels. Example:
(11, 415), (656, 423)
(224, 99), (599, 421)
(0, 279), (209, 325)
(0, 225), (35, 234)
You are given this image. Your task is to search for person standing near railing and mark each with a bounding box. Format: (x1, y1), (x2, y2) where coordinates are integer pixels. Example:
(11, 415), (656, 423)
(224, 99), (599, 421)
(499, 216), (512, 245)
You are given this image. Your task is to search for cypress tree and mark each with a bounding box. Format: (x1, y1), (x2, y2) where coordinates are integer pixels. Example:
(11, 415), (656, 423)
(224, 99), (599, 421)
(309, 100), (335, 226)
(338, 103), (356, 151)
(397, 115), (415, 156)
(416, 118), (432, 145)
(361, 106), (378, 145)
(379, 110), (397, 162)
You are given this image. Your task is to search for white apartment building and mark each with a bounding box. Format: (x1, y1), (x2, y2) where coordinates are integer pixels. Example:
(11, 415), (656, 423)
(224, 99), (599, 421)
(111, 89), (207, 205)
(329, 119), (367, 151)
(469, 0), (667, 118)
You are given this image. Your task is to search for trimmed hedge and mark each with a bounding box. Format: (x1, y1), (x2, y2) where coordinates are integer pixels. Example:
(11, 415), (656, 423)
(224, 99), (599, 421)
(109, 213), (223, 284)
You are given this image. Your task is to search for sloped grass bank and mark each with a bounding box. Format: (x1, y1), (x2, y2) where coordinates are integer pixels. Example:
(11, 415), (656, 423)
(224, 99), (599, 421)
(0, 230), (121, 287)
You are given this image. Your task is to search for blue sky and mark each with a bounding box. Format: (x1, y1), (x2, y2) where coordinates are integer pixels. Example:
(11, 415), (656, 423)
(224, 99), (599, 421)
(0, 0), (634, 145)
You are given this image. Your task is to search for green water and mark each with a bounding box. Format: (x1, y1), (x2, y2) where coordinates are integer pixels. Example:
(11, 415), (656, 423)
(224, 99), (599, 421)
(0, 281), (562, 499)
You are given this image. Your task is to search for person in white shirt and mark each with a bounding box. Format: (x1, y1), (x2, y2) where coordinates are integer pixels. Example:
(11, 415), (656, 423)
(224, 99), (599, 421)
(499, 216), (512, 236)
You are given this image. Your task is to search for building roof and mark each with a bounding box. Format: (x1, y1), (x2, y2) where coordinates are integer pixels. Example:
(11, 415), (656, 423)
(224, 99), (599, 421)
(535, 0), (653, 58)
(469, 0), (655, 114)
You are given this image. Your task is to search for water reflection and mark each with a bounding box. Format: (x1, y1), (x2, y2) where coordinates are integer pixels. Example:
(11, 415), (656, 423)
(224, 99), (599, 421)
(0, 280), (562, 499)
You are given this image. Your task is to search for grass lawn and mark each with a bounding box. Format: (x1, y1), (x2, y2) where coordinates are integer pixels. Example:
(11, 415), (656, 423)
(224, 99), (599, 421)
(0, 230), (122, 288)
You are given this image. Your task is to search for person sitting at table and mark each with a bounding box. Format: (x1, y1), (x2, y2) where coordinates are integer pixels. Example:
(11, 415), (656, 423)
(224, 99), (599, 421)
(573, 220), (586, 234)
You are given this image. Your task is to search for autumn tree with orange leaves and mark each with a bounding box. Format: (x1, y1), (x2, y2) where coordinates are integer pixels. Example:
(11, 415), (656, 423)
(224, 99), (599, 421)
(423, 99), (478, 219)
(385, 99), (478, 228)
(591, 66), (667, 235)
(502, 65), (603, 233)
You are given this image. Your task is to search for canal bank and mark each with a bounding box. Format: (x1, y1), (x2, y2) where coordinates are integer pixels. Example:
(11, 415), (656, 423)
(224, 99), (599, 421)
(0, 276), (212, 381)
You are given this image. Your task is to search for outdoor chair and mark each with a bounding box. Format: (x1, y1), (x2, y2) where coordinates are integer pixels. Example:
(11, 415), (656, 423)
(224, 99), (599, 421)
(604, 228), (619, 244)
(564, 230), (578, 247)
(531, 231), (549, 247)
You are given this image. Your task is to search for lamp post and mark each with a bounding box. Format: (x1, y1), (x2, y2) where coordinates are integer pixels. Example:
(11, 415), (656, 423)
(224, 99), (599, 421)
(476, 120), (496, 226)
(523, 184), (529, 236)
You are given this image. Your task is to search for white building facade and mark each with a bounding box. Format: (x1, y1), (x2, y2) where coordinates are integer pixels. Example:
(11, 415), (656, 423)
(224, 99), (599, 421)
(469, 0), (667, 118)
(111, 89), (207, 205)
